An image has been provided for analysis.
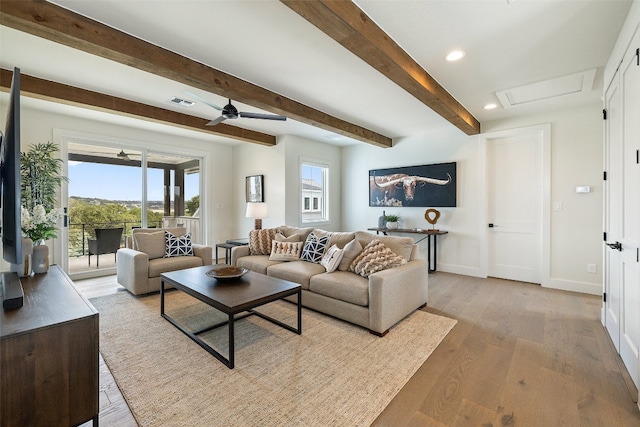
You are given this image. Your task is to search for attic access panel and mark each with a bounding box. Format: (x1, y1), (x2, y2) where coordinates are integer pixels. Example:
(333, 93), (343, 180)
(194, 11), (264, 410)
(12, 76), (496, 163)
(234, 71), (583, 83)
(369, 162), (456, 207)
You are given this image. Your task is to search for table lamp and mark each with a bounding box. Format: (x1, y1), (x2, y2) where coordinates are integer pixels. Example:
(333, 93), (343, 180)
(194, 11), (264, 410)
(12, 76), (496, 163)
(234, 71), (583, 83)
(246, 202), (268, 230)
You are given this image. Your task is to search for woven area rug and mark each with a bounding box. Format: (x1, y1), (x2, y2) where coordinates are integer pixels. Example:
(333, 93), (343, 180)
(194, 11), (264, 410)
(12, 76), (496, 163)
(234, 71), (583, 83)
(91, 290), (456, 427)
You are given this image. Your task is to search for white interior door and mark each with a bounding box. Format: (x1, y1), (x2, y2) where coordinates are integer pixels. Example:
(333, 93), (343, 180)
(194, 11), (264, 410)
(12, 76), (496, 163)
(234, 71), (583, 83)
(604, 71), (622, 352)
(604, 34), (640, 391)
(487, 131), (543, 284)
(618, 38), (639, 389)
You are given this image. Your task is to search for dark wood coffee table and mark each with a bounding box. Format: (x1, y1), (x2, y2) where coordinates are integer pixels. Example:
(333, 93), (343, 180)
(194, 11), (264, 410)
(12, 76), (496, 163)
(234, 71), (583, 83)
(160, 265), (301, 369)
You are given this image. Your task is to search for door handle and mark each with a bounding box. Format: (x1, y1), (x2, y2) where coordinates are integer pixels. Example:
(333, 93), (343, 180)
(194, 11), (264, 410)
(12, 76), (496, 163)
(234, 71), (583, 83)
(606, 241), (622, 251)
(488, 223), (495, 228)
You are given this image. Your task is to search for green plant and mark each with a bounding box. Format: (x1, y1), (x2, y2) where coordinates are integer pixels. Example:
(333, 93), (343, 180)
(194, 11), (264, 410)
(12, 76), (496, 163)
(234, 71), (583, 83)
(21, 142), (69, 212)
(20, 142), (69, 242)
(384, 214), (401, 222)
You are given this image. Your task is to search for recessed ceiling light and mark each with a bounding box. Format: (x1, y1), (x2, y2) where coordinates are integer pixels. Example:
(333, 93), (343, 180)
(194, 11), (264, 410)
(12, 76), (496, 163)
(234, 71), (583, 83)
(484, 103), (498, 110)
(445, 50), (465, 62)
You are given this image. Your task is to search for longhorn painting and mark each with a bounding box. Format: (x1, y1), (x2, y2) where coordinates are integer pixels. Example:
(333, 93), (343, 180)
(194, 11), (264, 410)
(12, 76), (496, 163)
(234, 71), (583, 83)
(369, 162), (456, 207)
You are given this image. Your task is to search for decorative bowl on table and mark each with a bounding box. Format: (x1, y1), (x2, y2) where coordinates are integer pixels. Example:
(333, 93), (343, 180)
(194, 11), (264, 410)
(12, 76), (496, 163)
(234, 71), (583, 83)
(206, 265), (249, 281)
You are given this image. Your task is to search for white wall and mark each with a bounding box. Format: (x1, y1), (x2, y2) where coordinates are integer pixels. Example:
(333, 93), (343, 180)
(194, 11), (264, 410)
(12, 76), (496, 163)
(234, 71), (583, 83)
(342, 102), (604, 294)
(231, 134), (343, 239)
(342, 125), (484, 277)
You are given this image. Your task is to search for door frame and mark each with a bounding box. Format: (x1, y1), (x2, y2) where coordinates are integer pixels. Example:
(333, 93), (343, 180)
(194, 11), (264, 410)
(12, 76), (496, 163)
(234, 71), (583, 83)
(54, 128), (207, 281)
(479, 124), (551, 286)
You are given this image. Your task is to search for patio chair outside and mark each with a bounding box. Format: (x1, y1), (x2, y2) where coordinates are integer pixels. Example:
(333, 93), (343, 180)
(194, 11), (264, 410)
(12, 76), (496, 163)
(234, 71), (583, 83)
(88, 227), (124, 267)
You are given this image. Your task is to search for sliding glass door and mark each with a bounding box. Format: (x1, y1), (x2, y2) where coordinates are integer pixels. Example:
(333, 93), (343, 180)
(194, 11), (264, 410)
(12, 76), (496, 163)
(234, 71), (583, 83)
(64, 142), (201, 279)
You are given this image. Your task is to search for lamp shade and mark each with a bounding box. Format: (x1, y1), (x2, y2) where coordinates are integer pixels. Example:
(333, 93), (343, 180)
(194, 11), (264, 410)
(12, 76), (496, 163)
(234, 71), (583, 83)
(246, 202), (269, 219)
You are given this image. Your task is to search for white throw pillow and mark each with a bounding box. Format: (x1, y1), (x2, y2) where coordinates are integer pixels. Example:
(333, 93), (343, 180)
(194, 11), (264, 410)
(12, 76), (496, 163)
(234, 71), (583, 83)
(320, 244), (344, 273)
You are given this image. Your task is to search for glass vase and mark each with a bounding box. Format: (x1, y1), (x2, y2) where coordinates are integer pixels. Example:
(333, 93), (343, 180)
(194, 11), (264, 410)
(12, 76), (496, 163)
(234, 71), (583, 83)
(32, 240), (50, 274)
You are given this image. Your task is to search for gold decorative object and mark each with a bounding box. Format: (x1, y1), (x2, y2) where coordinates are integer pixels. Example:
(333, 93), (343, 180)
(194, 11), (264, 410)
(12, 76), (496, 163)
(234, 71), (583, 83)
(424, 208), (441, 232)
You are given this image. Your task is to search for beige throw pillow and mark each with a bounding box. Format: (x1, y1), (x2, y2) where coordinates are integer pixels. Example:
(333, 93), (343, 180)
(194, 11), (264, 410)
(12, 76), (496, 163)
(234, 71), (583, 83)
(274, 233), (300, 242)
(269, 240), (303, 261)
(349, 239), (407, 278)
(133, 232), (165, 260)
(338, 238), (363, 271)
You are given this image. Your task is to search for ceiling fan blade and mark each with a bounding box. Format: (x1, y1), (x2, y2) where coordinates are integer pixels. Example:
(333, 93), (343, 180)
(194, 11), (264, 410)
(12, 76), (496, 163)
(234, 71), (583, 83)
(239, 112), (287, 121)
(184, 91), (223, 111)
(206, 116), (227, 126)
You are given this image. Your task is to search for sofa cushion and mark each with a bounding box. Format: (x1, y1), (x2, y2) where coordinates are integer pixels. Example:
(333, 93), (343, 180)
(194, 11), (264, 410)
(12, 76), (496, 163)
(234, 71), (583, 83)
(320, 244), (343, 273)
(249, 228), (277, 255)
(148, 256), (203, 278)
(274, 233), (300, 242)
(269, 240), (303, 261)
(133, 231), (165, 260)
(354, 231), (414, 261)
(338, 238), (363, 271)
(277, 226), (314, 242)
(309, 271), (369, 307)
(349, 239), (407, 278)
(327, 231), (356, 249)
(267, 261), (326, 290)
(164, 231), (194, 257)
(300, 231), (330, 263)
(237, 255), (281, 275)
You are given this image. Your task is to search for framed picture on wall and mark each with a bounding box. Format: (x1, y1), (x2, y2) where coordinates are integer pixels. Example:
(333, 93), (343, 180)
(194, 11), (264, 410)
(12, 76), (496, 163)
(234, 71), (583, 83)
(246, 175), (264, 202)
(369, 162), (456, 207)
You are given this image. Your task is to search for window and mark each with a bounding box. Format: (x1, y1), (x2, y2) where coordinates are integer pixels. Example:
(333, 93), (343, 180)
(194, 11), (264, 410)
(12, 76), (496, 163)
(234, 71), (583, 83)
(301, 161), (328, 223)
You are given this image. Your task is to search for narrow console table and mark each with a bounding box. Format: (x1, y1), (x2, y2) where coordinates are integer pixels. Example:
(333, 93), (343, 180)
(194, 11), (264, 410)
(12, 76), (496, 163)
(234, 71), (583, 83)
(1, 265), (99, 426)
(368, 227), (448, 273)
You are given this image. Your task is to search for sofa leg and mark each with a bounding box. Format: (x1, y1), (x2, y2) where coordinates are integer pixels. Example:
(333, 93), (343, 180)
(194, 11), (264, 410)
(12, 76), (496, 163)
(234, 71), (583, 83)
(418, 303), (427, 309)
(369, 329), (389, 337)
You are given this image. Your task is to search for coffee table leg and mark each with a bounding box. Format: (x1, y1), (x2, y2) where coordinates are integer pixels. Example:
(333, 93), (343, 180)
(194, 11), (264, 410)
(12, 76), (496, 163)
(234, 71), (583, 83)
(297, 289), (302, 333)
(228, 313), (234, 369)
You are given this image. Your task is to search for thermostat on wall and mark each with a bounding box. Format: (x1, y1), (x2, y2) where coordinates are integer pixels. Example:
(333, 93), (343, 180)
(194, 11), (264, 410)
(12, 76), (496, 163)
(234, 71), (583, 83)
(576, 186), (591, 193)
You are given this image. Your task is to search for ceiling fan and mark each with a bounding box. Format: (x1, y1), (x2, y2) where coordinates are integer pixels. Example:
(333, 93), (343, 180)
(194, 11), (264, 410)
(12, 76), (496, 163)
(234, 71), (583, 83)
(116, 150), (138, 161)
(186, 92), (287, 126)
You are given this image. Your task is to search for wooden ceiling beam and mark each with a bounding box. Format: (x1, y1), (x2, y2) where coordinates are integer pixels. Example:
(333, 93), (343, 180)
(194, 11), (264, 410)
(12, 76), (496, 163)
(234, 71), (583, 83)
(281, 0), (481, 135)
(0, 69), (276, 146)
(0, 0), (392, 148)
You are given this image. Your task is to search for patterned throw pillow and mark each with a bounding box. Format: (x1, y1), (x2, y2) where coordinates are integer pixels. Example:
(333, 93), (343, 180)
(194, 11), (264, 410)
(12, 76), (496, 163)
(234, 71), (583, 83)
(349, 239), (406, 278)
(269, 240), (303, 261)
(164, 231), (194, 258)
(300, 231), (330, 263)
(249, 228), (277, 255)
(320, 244), (344, 273)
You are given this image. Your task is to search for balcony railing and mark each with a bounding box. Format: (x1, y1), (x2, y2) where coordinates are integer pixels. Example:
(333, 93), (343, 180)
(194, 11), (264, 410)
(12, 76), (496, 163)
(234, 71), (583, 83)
(68, 216), (200, 257)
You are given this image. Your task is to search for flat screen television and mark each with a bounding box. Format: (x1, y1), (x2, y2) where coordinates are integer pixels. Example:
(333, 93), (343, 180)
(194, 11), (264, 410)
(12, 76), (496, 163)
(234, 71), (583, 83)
(1, 67), (22, 265)
(1, 67), (24, 309)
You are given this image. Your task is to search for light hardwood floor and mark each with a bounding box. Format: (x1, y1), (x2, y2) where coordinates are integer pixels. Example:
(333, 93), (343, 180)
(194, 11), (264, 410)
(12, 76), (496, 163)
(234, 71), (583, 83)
(76, 273), (640, 426)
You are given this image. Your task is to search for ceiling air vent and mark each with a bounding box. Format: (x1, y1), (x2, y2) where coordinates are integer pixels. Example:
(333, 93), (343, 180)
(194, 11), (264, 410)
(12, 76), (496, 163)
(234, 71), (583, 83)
(496, 69), (596, 108)
(169, 97), (195, 107)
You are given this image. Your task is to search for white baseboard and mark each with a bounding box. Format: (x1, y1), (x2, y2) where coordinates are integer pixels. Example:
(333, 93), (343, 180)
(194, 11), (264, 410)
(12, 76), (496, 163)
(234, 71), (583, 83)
(543, 277), (602, 296)
(436, 263), (484, 278)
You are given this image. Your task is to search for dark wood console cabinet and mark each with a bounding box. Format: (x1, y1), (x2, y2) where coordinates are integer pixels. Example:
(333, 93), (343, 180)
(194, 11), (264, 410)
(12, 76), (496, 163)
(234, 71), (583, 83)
(1, 265), (99, 426)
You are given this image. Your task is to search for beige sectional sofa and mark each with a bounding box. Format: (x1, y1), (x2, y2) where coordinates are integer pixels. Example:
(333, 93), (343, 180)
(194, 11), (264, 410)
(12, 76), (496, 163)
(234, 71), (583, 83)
(117, 227), (213, 296)
(231, 226), (428, 336)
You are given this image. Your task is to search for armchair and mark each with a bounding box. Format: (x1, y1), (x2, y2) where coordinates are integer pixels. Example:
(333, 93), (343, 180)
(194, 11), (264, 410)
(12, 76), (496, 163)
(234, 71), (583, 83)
(117, 227), (212, 295)
(88, 227), (123, 267)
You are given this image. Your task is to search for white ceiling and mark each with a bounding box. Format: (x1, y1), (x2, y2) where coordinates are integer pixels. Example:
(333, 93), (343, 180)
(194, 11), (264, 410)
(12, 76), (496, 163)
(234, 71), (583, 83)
(0, 0), (633, 147)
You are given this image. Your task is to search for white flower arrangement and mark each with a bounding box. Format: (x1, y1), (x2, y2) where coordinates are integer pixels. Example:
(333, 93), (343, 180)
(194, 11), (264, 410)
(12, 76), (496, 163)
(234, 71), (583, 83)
(21, 205), (62, 243)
